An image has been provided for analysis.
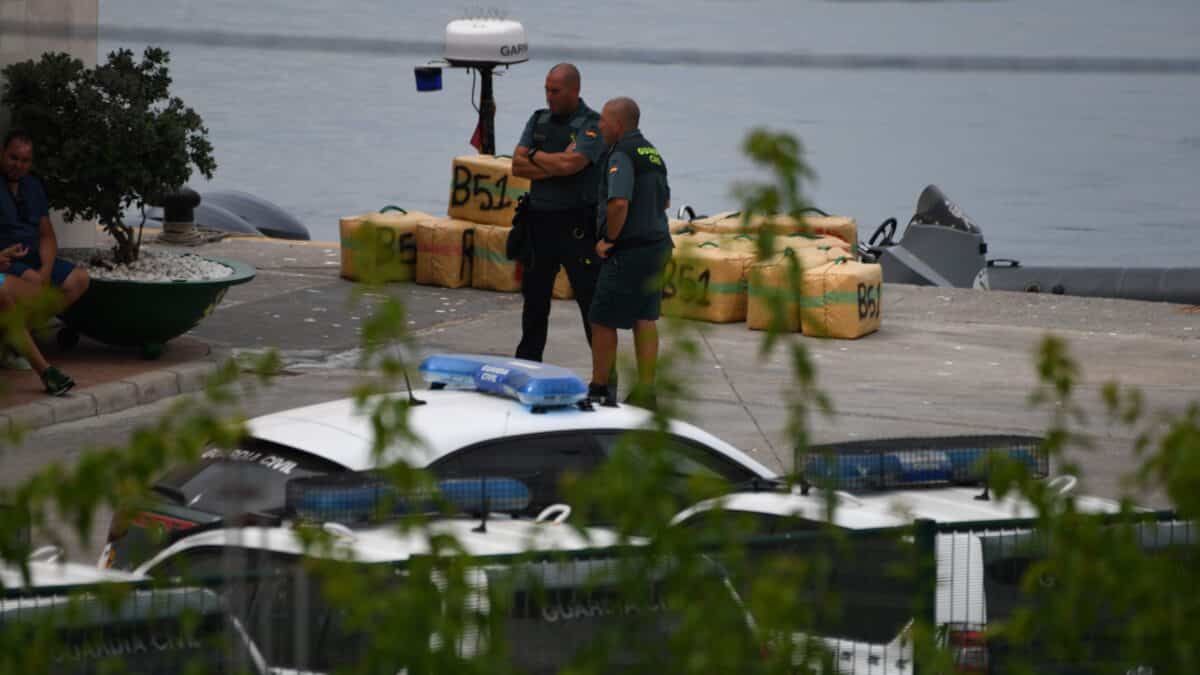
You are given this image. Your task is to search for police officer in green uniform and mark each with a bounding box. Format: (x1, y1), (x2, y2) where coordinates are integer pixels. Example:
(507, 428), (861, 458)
(511, 63), (608, 362)
(588, 97), (672, 407)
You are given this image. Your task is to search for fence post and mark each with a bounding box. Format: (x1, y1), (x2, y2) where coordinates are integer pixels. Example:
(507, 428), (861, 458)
(913, 518), (937, 675)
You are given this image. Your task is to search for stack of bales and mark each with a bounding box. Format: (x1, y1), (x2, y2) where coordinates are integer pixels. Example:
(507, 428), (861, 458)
(338, 155), (573, 297)
(337, 164), (883, 339)
(666, 211), (882, 338)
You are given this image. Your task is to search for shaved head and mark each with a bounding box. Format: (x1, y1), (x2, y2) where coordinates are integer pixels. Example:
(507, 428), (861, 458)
(544, 63), (582, 115)
(547, 63), (580, 90)
(598, 97), (641, 144)
(605, 97), (640, 129)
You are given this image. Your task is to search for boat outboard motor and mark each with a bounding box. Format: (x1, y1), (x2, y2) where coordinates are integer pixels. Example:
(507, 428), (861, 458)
(863, 185), (988, 289)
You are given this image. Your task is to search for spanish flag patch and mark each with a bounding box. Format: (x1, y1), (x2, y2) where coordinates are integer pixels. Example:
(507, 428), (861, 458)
(585, 129), (597, 138)
(609, 166), (618, 174)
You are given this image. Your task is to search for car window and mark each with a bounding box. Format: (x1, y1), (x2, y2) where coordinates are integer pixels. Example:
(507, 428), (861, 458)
(429, 433), (602, 515)
(155, 440), (346, 516)
(591, 431), (757, 484)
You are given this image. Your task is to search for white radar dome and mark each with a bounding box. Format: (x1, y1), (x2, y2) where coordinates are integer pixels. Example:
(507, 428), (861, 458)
(444, 18), (528, 66)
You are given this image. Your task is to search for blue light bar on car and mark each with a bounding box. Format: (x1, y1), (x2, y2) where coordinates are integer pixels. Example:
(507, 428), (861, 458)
(799, 435), (1047, 491)
(286, 473), (532, 524)
(418, 354), (587, 407)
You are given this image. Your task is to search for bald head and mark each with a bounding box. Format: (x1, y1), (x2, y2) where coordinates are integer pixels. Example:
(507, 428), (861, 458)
(598, 97), (640, 144)
(547, 63), (580, 89)
(544, 63), (581, 115)
(605, 97), (640, 129)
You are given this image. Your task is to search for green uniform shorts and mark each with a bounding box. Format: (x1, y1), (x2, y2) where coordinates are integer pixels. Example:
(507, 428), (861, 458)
(589, 243), (672, 329)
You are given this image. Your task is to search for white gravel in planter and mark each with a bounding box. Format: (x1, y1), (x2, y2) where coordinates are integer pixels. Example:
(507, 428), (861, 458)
(63, 247), (234, 282)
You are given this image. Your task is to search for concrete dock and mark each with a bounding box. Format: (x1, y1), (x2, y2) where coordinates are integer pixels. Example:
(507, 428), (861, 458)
(2, 236), (1196, 558)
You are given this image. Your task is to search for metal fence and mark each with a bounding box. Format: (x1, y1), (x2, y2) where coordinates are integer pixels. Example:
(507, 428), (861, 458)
(2, 511), (1191, 675)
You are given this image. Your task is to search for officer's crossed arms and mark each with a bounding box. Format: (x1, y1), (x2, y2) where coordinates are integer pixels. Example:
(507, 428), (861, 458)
(512, 64), (595, 181)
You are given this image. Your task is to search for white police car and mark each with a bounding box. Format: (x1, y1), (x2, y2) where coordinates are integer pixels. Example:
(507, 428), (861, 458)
(102, 353), (776, 570)
(2, 549), (268, 674)
(671, 435), (1135, 674)
(131, 475), (759, 675)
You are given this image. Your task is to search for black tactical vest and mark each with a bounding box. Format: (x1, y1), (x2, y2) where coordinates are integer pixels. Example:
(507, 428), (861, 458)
(528, 104), (601, 209)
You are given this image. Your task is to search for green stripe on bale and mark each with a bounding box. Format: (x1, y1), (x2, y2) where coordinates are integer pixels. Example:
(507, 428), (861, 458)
(474, 247), (512, 264)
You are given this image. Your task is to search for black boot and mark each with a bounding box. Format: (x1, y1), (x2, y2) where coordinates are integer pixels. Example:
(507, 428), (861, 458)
(588, 382), (619, 407)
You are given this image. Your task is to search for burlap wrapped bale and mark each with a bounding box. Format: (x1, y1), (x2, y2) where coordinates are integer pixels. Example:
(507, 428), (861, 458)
(670, 229), (724, 252)
(668, 218), (695, 234)
(688, 211), (748, 235)
(688, 212), (857, 246)
(552, 267), (574, 300)
(746, 248), (849, 332)
(772, 232), (854, 256)
(661, 239), (756, 323)
(339, 210), (432, 282)
(415, 218), (476, 288)
(471, 224), (522, 292)
(447, 155), (531, 227)
(800, 259), (883, 339)
(747, 214), (858, 247)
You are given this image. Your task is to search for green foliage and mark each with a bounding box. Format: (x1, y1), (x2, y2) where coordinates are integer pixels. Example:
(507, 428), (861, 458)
(1, 48), (216, 263)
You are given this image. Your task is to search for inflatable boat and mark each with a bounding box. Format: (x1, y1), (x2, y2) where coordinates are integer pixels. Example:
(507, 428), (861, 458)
(861, 185), (1200, 305)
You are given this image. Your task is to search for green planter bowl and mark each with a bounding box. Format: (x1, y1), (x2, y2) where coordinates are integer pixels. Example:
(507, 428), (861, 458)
(59, 256), (256, 359)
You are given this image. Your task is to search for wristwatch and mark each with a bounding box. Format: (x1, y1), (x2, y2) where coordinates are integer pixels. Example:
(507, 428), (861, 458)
(603, 235), (618, 245)
(527, 148), (540, 164)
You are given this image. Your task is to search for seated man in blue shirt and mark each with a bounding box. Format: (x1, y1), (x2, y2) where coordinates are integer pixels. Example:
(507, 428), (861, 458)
(1, 243), (75, 395)
(1, 130), (90, 309)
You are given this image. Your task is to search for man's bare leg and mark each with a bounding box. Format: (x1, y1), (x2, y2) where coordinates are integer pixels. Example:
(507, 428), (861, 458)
(60, 267), (90, 306)
(0, 284), (50, 373)
(632, 320), (658, 387)
(590, 323), (618, 388)
(1, 276), (74, 395)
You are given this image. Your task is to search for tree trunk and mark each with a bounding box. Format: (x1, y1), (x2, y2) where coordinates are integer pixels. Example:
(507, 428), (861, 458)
(106, 222), (139, 265)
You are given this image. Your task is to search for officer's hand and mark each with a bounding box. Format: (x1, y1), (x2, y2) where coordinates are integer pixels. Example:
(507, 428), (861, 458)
(596, 240), (614, 259)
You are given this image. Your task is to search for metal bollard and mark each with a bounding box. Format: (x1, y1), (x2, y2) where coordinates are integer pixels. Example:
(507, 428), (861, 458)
(159, 187), (203, 244)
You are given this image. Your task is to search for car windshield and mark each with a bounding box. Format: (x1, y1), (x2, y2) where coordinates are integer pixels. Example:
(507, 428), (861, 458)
(155, 440), (345, 516)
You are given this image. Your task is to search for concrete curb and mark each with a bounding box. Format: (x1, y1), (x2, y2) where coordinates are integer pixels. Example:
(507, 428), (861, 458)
(1, 352), (229, 435)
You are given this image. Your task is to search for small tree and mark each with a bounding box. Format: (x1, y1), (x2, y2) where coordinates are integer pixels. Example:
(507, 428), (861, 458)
(1, 48), (216, 264)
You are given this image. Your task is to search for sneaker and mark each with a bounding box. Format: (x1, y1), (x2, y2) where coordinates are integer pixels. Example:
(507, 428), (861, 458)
(40, 366), (75, 396)
(1, 347), (31, 371)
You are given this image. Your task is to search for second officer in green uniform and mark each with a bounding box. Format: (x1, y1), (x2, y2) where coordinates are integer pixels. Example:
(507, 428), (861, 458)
(587, 97), (673, 407)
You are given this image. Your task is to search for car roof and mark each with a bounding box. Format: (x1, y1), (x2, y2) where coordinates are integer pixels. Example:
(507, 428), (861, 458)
(136, 517), (633, 572)
(1, 559), (145, 589)
(673, 483), (1127, 530)
(246, 389), (776, 477)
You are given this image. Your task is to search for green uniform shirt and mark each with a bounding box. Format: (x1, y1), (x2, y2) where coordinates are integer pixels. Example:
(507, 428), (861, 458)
(518, 100), (606, 211)
(598, 129), (671, 243)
